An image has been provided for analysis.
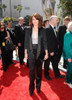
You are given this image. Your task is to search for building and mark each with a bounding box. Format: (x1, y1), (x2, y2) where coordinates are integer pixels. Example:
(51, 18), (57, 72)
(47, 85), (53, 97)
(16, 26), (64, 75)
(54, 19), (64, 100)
(21, 0), (60, 20)
(0, 0), (60, 20)
(1, 0), (21, 18)
(0, 0), (2, 18)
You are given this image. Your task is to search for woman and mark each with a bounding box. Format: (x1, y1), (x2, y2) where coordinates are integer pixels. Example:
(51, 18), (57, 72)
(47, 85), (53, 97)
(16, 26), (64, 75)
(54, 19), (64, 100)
(63, 21), (72, 88)
(0, 21), (10, 72)
(24, 13), (48, 96)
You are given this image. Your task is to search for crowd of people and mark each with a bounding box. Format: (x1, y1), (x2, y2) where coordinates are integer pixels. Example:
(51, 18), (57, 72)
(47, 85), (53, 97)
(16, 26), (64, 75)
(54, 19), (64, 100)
(0, 13), (72, 96)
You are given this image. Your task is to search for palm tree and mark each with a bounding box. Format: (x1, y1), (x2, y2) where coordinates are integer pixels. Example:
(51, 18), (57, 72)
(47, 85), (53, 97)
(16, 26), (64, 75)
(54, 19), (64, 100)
(16, 5), (22, 17)
(42, 0), (45, 4)
(0, 4), (7, 17)
(10, 0), (12, 17)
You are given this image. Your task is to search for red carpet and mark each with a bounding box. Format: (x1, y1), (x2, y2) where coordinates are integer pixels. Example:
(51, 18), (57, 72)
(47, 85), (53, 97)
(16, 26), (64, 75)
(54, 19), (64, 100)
(0, 60), (72, 100)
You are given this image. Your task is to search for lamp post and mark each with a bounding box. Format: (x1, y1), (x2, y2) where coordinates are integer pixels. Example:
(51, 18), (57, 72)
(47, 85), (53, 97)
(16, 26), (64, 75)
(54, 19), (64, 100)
(0, 0), (2, 18)
(10, 0), (12, 17)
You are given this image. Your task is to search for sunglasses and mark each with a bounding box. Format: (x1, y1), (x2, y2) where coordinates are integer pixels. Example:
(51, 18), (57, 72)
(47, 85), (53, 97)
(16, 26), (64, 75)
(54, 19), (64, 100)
(1, 27), (5, 29)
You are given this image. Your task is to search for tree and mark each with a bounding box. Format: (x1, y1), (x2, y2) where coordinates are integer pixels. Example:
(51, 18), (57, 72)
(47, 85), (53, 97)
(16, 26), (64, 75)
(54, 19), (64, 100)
(0, 4), (7, 17)
(58, 0), (72, 17)
(2, 17), (16, 23)
(16, 5), (22, 17)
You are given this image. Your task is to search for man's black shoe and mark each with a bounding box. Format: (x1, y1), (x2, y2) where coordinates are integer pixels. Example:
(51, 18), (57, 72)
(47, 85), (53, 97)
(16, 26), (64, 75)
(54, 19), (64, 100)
(63, 66), (67, 69)
(3, 68), (8, 72)
(4, 69), (7, 72)
(11, 62), (16, 64)
(20, 62), (24, 65)
(37, 88), (40, 93)
(27, 60), (29, 67)
(45, 76), (52, 80)
(55, 75), (65, 79)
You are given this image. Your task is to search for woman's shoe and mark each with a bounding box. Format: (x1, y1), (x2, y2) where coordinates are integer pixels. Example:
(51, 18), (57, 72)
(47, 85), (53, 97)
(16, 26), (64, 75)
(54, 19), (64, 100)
(69, 84), (72, 88)
(66, 82), (72, 88)
(37, 88), (40, 93)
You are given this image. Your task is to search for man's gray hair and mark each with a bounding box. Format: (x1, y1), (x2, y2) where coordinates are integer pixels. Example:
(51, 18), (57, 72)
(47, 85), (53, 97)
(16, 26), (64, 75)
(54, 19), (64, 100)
(50, 15), (58, 21)
(18, 17), (24, 20)
(67, 21), (72, 31)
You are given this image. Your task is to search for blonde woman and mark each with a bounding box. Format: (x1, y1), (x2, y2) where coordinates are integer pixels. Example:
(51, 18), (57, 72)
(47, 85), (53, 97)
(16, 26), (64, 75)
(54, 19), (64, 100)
(63, 21), (72, 88)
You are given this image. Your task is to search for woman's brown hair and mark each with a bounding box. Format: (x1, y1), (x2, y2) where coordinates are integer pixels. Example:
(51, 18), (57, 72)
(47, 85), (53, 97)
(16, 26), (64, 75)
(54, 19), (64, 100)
(29, 13), (43, 28)
(0, 21), (6, 31)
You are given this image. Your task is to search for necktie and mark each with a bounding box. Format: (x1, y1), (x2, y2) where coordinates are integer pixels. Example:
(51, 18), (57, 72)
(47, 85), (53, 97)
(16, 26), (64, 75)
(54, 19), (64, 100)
(54, 27), (56, 29)
(20, 25), (23, 30)
(54, 27), (57, 37)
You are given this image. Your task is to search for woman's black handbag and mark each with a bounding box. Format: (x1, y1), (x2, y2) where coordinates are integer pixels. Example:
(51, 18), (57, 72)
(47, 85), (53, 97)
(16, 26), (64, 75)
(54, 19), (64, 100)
(5, 38), (15, 51)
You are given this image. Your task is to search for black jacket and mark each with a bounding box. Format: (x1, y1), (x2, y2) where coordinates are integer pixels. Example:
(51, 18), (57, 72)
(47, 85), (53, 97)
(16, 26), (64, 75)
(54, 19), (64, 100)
(46, 25), (58, 54)
(14, 24), (25, 45)
(25, 27), (47, 59)
(57, 25), (67, 49)
(6, 28), (15, 44)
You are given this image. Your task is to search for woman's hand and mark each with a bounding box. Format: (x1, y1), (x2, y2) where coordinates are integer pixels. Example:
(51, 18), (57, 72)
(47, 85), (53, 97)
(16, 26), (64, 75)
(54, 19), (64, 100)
(5, 31), (10, 41)
(0, 49), (1, 55)
(44, 50), (48, 60)
(24, 49), (28, 59)
(50, 52), (54, 56)
(68, 59), (71, 63)
(5, 36), (9, 40)
(25, 53), (28, 59)
(18, 43), (21, 47)
(44, 54), (48, 60)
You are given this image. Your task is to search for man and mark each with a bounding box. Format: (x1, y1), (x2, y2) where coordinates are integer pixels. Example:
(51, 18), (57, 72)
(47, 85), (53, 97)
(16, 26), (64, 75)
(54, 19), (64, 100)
(43, 19), (49, 28)
(14, 17), (25, 65)
(57, 16), (70, 69)
(6, 22), (16, 64)
(44, 15), (65, 80)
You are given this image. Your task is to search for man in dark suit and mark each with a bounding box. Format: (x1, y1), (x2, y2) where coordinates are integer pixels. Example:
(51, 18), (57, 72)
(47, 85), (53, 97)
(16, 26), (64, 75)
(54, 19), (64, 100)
(44, 15), (65, 80)
(14, 17), (25, 65)
(57, 16), (70, 69)
(6, 22), (16, 64)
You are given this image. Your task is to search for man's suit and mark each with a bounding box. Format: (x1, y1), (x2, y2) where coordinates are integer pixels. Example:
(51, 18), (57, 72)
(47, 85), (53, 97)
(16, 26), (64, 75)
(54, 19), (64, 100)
(57, 25), (67, 68)
(44, 24), (60, 77)
(14, 24), (25, 64)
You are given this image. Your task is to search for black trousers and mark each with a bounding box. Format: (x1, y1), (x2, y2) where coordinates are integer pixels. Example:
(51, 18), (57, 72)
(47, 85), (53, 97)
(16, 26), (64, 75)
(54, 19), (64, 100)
(2, 50), (11, 70)
(29, 58), (42, 91)
(44, 53), (60, 77)
(28, 44), (42, 91)
(57, 48), (62, 63)
(58, 48), (67, 68)
(18, 45), (24, 64)
(8, 50), (13, 64)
